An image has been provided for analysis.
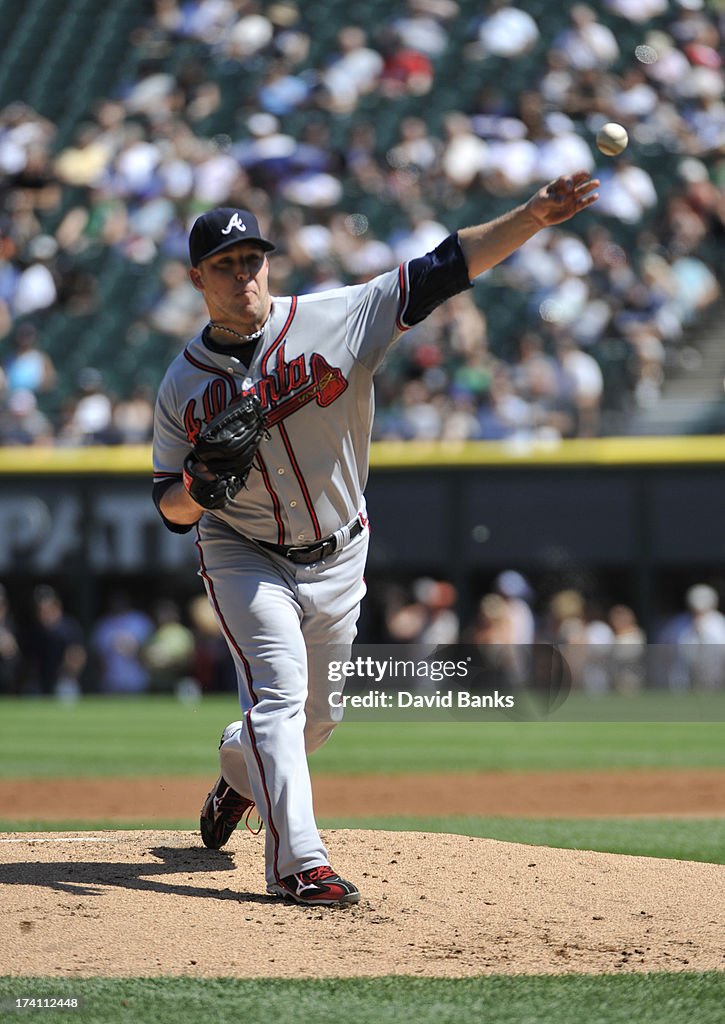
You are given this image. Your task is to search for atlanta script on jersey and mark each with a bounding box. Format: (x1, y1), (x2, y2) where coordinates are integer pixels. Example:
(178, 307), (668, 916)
(153, 264), (414, 547)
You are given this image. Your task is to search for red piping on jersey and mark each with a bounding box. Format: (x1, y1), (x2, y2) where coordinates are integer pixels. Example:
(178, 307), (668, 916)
(260, 296), (297, 377)
(245, 708), (283, 884)
(255, 450), (286, 545)
(277, 421), (321, 540)
(395, 262), (412, 333)
(183, 349), (237, 389)
(194, 528), (256, 706)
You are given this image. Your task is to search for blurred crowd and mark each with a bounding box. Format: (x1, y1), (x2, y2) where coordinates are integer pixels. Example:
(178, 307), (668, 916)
(0, 583), (237, 699)
(2, 573), (724, 697)
(0, 0), (723, 444)
(376, 570), (725, 693)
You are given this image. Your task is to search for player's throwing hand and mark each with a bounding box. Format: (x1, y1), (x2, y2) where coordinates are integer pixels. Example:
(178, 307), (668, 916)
(527, 171), (600, 229)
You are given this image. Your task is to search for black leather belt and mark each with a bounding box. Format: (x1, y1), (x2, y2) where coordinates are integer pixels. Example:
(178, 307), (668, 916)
(255, 517), (364, 564)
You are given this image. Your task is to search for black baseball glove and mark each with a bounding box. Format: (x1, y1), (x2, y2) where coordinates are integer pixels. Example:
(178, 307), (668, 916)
(183, 392), (266, 510)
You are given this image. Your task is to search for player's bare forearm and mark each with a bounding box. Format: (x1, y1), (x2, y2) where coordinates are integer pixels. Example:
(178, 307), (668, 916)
(159, 481), (205, 525)
(459, 171), (599, 280)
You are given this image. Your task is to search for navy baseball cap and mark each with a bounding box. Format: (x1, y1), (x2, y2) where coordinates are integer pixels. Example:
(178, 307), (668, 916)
(189, 207), (275, 266)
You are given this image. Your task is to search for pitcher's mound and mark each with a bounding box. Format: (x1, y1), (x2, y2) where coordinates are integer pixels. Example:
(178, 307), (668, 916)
(1, 830), (723, 977)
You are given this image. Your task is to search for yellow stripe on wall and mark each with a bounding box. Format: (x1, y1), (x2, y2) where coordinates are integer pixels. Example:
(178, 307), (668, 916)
(0, 436), (724, 475)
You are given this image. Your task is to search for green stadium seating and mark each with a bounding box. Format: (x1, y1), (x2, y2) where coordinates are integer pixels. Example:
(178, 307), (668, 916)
(0, 0), (718, 419)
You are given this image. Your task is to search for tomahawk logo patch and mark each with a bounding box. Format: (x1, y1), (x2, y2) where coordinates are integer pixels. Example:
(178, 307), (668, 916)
(257, 348), (348, 425)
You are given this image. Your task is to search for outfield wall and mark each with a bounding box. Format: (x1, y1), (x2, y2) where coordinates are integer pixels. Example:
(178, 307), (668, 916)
(1, 438), (724, 629)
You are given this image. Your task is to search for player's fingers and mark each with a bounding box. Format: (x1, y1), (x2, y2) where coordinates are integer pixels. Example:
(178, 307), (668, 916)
(578, 190), (600, 208)
(576, 177), (600, 195)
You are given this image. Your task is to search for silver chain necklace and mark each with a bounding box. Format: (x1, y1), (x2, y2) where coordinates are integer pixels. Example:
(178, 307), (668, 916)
(208, 319), (268, 344)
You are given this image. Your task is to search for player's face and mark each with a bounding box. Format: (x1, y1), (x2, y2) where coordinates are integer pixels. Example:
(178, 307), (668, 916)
(191, 242), (272, 330)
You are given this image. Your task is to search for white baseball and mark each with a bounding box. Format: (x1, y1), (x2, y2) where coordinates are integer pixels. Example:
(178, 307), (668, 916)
(596, 122), (628, 156)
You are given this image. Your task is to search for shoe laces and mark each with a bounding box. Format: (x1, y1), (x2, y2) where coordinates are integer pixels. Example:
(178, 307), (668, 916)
(243, 804), (263, 835)
(303, 865), (336, 883)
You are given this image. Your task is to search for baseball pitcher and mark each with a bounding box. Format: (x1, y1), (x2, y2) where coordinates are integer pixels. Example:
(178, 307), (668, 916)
(152, 173), (599, 905)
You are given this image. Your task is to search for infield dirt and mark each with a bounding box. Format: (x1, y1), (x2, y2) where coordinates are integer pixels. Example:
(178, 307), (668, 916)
(2, 771), (724, 978)
(1, 828), (724, 978)
(1, 768), (725, 820)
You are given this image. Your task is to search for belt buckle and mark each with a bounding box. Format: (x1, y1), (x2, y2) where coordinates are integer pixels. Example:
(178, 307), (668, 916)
(286, 543), (320, 564)
(288, 539), (333, 564)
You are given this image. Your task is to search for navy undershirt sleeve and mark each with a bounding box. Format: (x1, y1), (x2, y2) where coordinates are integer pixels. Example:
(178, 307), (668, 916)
(403, 232), (473, 328)
(152, 477), (195, 534)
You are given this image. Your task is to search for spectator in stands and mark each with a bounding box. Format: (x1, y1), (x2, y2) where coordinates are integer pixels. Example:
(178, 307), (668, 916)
(3, 322), (56, 395)
(388, 0), (458, 59)
(0, 388), (54, 445)
(215, 2), (274, 61)
(58, 368), (115, 445)
(595, 158), (658, 225)
(13, 235), (59, 318)
(492, 570), (536, 644)
(659, 584), (725, 691)
(473, 0), (539, 59)
(387, 117), (440, 177)
(462, 579), (534, 691)
(256, 60), (310, 118)
(0, 584), (21, 695)
(111, 385), (155, 443)
(556, 334), (605, 436)
(607, 603), (646, 694)
(551, 4), (619, 72)
(538, 588), (590, 690)
(603, 0), (667, 21)
(54, 123), (111, 188)
(175, 0), (236, 45)
(145, 258), (206, 340)
(91, 591), (154, 695)
(187, 592), (237, 692)
(142, 598), (196, 692)
(465, 593), (512, 646)
(377, 28), (435, 98)
(490, 570), (537, 686)
(385, 578), (460, 645)
(22, 585), (87, 697)
(318, 26), (383, 115)
(55, 186), (128, 257)
(441, 111), (489, 191)
(389, 203), (448, 264)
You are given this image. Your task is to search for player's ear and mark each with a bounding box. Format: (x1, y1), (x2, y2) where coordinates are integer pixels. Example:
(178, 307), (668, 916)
(189, 266), (204, 291)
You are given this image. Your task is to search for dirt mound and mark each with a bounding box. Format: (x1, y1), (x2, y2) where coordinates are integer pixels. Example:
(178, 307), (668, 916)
(2, 769), (725, 821)
(1, 830), (723, 978)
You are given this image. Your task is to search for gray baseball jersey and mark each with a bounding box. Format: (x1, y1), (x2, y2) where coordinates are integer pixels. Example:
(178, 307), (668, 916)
(153, 267), (411, 544)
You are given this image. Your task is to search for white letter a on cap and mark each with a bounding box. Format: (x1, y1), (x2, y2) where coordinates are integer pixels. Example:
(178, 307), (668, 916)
(221, 213), (246, 235)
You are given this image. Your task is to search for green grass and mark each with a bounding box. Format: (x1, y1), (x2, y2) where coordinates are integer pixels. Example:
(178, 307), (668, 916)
(1, 698), (723, 1024)
(0, 974), (724, 1024)
(319, 816), (725, 865)
(2, 816), (724, 864)
(0, 697), (724, 778)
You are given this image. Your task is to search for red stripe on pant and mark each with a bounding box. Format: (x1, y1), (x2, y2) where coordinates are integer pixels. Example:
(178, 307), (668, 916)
(194, 530), (257, 706)
(245, 707), (282, 884)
